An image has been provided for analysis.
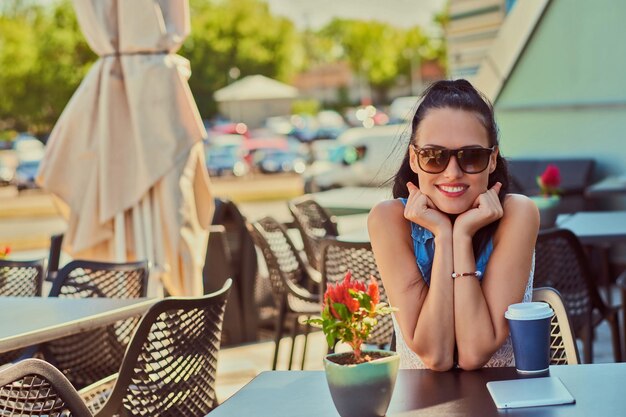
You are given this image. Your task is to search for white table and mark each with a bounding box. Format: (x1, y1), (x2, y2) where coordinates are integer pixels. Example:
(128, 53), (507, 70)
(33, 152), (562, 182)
(557, 210), (626, 245)
(312, 187), (392, 216)
(585, 175), (626, 198)
(0, 297), (156, 353)
(207, 364), (626, 417)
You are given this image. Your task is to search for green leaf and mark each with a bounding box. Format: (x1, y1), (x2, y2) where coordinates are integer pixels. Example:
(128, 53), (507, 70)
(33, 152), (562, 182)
(333, 302), (350, 321)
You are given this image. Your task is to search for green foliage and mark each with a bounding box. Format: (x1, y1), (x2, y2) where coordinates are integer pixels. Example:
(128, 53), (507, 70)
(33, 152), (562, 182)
(0, 0), (446, 131)
(291, 99), (320, 115)
(182, 0), (299, 116)
(313, 18), (446, 101)
(0, 0), (95, 133)
(307, 271), (395, 361)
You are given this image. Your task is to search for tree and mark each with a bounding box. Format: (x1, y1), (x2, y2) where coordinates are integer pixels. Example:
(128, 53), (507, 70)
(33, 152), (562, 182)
(0, 0), (95, 134)
(182, 0), (300, 117)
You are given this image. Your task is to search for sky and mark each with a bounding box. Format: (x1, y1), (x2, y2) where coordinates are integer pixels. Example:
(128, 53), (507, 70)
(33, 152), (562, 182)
(265, 0), (446, 33)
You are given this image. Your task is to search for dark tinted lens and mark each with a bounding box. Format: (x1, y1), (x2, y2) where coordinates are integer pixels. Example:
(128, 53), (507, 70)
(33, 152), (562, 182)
(457, 148), (492, 173)
(418, 148), (450, 173)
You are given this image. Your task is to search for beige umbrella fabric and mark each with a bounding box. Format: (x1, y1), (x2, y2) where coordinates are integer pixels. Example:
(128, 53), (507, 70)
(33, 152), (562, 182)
(37, 0), (213, 296)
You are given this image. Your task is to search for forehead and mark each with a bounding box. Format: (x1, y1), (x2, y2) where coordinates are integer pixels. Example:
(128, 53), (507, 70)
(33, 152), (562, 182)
(415, 107), (489, 148)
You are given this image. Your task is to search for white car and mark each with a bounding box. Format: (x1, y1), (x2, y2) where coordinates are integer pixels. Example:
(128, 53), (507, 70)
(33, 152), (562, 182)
(303, 124), (409, 191)
(389, 96), (420, 124)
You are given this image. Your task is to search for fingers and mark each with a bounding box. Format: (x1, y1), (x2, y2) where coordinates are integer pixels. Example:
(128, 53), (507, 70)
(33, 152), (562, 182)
(425, 195), (438, 210)
(491, 181), (502, 194)
(406, 181), (419, 194)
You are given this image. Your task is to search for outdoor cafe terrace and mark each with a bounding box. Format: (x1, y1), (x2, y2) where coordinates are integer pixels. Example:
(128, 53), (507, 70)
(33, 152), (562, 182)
(2, 164), (626, 416)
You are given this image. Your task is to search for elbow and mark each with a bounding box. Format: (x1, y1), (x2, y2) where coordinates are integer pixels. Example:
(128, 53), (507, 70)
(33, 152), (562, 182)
(409, 342), (454, 371)
(456, 350), (489, 371)
(425, 357), (455, 372)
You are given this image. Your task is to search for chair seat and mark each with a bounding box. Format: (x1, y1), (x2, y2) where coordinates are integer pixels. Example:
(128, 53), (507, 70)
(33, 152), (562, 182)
(287, 294), (322, 314)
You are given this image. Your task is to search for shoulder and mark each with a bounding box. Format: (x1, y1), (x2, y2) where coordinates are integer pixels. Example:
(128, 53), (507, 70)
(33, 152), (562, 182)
(502, 193), (539, 220)
(495, 193), (539, 241)
(368, 199), (410, 238)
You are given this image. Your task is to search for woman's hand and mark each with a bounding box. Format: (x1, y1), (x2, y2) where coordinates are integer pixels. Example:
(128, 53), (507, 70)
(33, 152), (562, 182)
(404, 182), (452, 236)
(454, 182), (503, 238)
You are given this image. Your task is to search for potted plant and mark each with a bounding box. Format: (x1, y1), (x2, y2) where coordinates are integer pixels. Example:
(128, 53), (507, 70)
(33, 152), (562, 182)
(535, 164), (562, 228)
(308, 271), (398, 417)
(0, 245), (10, 259)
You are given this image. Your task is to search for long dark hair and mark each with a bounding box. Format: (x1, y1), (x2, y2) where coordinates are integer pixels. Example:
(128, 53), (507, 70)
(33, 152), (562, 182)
(392, 79), (510, 257)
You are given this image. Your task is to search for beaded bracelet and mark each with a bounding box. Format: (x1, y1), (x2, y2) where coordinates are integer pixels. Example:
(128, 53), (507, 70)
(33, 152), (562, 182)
(451, 271), (483, 279)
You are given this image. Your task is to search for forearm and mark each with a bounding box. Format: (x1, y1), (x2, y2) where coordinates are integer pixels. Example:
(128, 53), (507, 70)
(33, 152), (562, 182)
(411, 231), (456, 370)
(452, 234), (500, 369)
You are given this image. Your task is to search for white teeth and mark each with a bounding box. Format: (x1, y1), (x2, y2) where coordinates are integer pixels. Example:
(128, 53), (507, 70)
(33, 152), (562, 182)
(439, 186), (465, 193)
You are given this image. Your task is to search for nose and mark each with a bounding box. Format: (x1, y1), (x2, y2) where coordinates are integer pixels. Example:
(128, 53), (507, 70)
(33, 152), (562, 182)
(443, 154), (463, 179)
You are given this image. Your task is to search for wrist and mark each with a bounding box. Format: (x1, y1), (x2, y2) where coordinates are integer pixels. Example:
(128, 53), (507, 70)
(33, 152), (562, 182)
(434, 226), (453, 242)
(453, 226), (474, 242)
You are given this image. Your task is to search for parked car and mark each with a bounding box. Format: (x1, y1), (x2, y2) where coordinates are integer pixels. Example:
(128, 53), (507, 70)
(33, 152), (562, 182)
(0, 159), (14, 186)
(13, 135), (45, 162)
(303, 124), (407, 192)
(253, 149), (306, 174)
(205, 144), (249, 177)
(13, 159), (41, 190)
(389, 96), (420, 124)
(344, 105), (389, 128)
(315, 110), (348, 140)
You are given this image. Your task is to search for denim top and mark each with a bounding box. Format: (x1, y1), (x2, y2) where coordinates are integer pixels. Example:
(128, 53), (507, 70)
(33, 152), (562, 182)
(399, 198), (493, 285)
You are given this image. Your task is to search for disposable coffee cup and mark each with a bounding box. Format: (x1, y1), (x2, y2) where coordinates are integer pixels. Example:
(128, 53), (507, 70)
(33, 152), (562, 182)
(505, 302), (554, 374)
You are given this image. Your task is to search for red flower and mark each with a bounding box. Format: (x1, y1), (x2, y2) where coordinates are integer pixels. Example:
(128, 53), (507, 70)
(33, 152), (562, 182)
(0, 245), (10, 258)
(368, 275), (380, 307)
(540, 164), (561, 188)
(310, 270), (395, 361)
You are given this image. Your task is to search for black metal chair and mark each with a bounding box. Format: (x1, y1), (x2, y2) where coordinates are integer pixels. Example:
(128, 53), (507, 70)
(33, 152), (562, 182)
(248, 217), (321, 370)
(532, 287), (580, 365)
(534, 228), (622, 363)
(46, 233), (64, 282)
(79, 279), (232, 417)
(0, 258), (45, 365)
(41, 260), (149, 389)
(0, 258), (44, 297)
(288, 195), (338, 271)
(319, 238), (394, 350)
(204, 198), (258, 346)
(0, 358), (93, 417)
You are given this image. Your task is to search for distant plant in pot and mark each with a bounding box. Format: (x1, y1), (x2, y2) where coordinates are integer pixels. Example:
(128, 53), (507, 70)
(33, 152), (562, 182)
(536, 164), (562, 228)
(307, 271), (398, 417)
(0, 245), (10, 259)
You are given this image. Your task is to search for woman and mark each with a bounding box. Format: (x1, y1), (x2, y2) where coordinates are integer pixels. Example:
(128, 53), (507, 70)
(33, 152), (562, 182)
(368, 79), (538, 371)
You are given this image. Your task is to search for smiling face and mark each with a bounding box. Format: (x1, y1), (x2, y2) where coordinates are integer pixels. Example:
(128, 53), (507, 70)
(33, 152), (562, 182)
(409, 107), (498, 214)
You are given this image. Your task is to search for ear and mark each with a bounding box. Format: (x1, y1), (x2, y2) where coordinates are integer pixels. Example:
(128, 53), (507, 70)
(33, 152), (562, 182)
(409, 146), (420, 173)
(488, 147), (499, 174)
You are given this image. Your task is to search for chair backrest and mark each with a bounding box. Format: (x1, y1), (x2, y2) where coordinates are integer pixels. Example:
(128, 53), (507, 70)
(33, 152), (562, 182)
(532, 287), (580, 365)
(533, 228), (607, 331)
(288, 195), (338, 271)
(205, 198), (258, 345)
(46, 233), (64, 282)
(0, 258), (44, 297)
(0, 259), (46, 364)
(319, 238), (393, 348)
(248, 217), (314, 306)
(44, 260), (149, 388)
(92, 280), (232, 417)
(0, 358), (93, 417)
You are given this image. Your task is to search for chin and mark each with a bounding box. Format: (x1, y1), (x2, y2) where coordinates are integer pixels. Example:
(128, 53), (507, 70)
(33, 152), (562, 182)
(434, 200), (472, 215)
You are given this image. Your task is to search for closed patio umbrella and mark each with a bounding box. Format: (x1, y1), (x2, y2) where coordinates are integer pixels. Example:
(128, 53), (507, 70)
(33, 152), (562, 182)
(37, 0), (213, 296)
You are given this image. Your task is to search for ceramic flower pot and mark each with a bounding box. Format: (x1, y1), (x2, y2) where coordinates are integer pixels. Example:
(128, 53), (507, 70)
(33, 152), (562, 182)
(531, 195), (561, 229)
(324, 350), (399, 417)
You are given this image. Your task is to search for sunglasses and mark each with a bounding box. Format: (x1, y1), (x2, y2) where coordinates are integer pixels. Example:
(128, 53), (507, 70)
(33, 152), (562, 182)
(410, 145), (496, 174)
